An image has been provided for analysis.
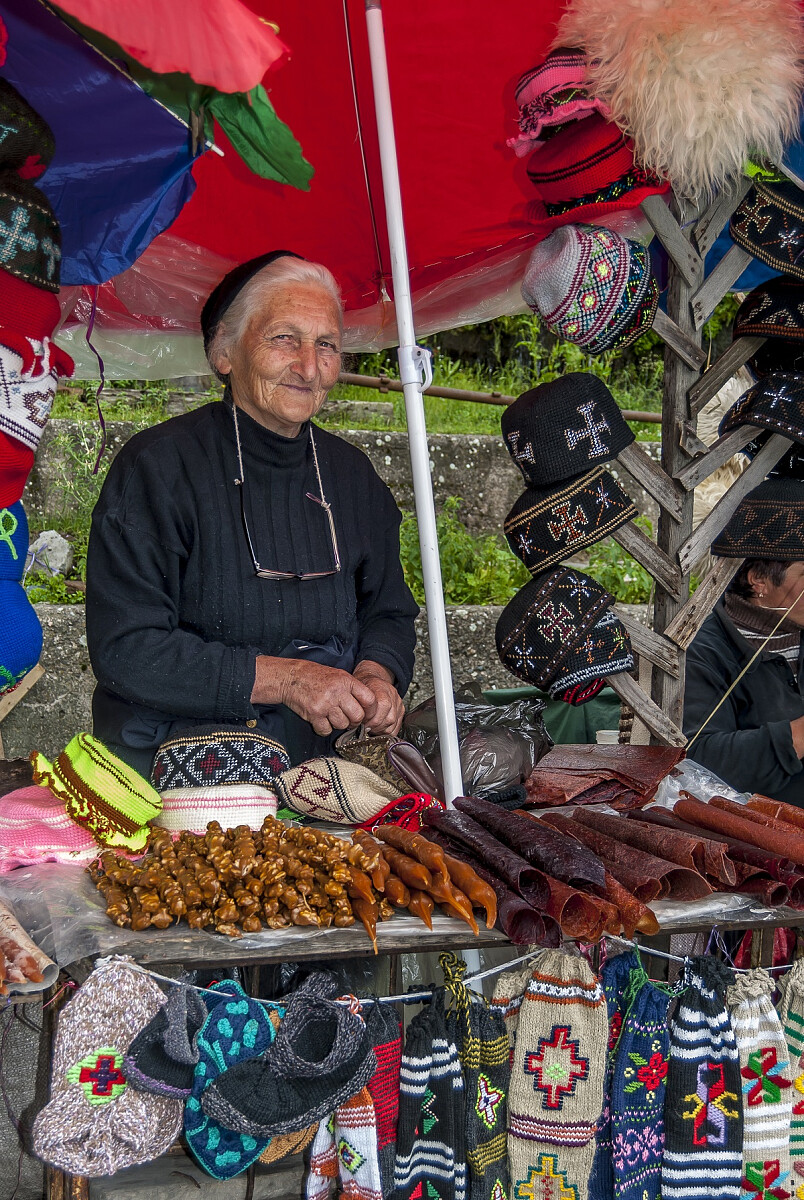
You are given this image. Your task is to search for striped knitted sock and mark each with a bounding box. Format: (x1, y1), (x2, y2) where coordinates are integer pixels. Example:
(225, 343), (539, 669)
(589, 951), (639, 1200)
(508, 949), (607, 1200)
(393, 989), (467, 1200)
(776, 959), (804, 1187)
(306, 1088), (382, 1200)
(364, 1000), (402, 1199)
(491, 962), (537, 1070)
(728, 969), (794, 1200)
(661, 957), (744, 1200)
(609, 961), (671, 1200)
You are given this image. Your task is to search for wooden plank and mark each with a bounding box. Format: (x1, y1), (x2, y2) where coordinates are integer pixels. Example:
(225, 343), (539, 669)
(640, 193), (703, 287)
(617, 442), (685, 523)
(677, 432), (793, 574)
(605, 670), (687, 747)
(694, 175), (753, 257)
(691, 245), (754, 329)
(611, 520), (683, 599)
(614, 606), (680, 677)
(675, 425), (761, 492)
(652, 307), (708, 370)
(663, 557), (743, 648)
(0, 663), (43, 723)
(688, 337), (767, 416)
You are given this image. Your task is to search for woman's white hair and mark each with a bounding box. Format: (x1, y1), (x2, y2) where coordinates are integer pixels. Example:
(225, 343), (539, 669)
(206, 257), (342, 379)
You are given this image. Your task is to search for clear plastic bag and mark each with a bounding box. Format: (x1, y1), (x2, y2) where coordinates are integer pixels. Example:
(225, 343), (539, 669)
(652, 758), (746, 809)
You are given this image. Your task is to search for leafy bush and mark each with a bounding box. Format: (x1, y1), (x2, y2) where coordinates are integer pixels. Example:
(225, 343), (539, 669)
(584, 516), (655, 605)
(25, 575), (85, 605)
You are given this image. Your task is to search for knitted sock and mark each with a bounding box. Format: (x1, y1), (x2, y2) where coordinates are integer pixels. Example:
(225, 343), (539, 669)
(490, 961), (537, 1069)
(306, 1086), (383, 1200)
(609, 960), (671, 1200)
(364, 999), (402, 1197)
(32, 958), (183, 1176)
(661, 957), (744, 1200)
(776, 958), (804, 1185)
(184, 980), (277, 1179)
(441, 952), (510, 1200)
(393, 988), (467, 1200)
(508, 949), (607, 1200)
(728, 968), (794, 1200)
(124, 982), (207, 1098)
(588, 950), (639, 1200)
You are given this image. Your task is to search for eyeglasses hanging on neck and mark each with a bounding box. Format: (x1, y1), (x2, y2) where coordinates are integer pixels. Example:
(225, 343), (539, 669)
(231, 401), (341, 580)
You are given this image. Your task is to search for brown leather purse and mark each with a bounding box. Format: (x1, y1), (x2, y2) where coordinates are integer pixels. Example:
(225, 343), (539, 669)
(334, 726), (443, 802)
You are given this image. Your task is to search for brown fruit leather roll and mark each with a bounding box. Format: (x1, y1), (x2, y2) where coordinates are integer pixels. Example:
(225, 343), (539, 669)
(538, 811), (712, 901)
(724, 876), (791, 907)
(747, 795), (804, 831)
(540, 875), (609, 940)
(674, 795), (804, 868)
(423, 828), (560, 946)
(600, 869), (660, 939)
(573, 807), (737, 887)
(453, 794), (605, 890)
(422, 808), (550, 910)
(709, 795), (803, 836)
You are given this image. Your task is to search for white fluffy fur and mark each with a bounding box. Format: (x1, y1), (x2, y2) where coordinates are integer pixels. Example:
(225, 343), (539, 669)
(555, 0), (804, 199)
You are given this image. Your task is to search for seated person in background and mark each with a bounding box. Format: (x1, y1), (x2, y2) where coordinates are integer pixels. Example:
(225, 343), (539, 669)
(85, 251), (418, 778)
(684, 478), (804, 805)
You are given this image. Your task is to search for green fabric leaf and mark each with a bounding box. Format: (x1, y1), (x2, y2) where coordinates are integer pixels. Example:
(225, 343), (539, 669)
(208, 85), (313, 190)
(628, 1052), (648, 1066)
(624, 1081), (642, 1093)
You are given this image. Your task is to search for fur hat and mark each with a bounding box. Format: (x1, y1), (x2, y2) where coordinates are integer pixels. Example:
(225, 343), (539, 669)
(555, 0), (804, 199)
(495, 568), (612, 688)
(731, 182), (804, 281)
(547, 608), (634, 705)
(522, 224), (658, 355)
(504, 465), (637, 575)
(501, 373), (635, 486)
(508, 48), (609, 158)
(712, 477), (804, 559)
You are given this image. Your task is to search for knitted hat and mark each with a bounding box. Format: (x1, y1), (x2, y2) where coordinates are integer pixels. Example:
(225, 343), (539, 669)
(609, 959), (672, 1200)
(0, 784), (98, 873)
(0, 267), (70, 364)
(508, 949), (607, 1200)
(0, 80), (55, 179)
(364, 999), (403, 1198)
(0, 500), (26, 582)
(508, 48), (609, 158)
(32, 958), (183, 1177)
(661, 957), (743, 1200)
(154, 785), (278, 835)
(733, 276), (804, 381)
(0, 172), (61, 291)
(259, 1123), (316, 1166)
(30, 732), (162, 851)
(731, 182), (804, 282)
(490, 962), (537, 1067)
(274, 757), (401, 824)
(201, 974), (377, 1138)
(393, 988), (467, 1200)
(547, 609), (634, 706)
(201, 250), (305, 353)
(496, 568), (612, 689)
(727, 969), (794, 1200)
(775, 958), (804, 1175)
(711, 477), (804, 560)
(505, 465), (637, 575)
(589, 950), (639, 1200)
(0, 341), (65, 454)
(124, 983), (207, 1099)
(522, 225), (658, 355)
(184, 979), (277, 1178)
(719, 373), (804, 456)
(0, 580), (41, 695)
(501, 374), (634, 487)
(150, 725), (290, 792)
(305, 1087), (384, 1200)
(0, 429), (34, 507)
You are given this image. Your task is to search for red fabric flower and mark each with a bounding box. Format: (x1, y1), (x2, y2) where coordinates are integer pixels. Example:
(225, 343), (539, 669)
(636, 1052), (669, 1091)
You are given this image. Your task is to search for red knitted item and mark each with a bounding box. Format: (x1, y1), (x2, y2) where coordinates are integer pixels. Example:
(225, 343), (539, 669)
(526, 113), (636, 202)
(0, 267), (61, 344)
(0, 430), (33, 506)
(368, 1023), (402, 1152)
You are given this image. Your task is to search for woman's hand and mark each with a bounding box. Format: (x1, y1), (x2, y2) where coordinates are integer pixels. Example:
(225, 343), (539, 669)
(252, 656), (376, 736)
(352, 660), (405, 735)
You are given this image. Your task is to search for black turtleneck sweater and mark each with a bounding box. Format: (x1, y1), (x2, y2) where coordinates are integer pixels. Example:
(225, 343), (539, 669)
(86, 400), (418, 752)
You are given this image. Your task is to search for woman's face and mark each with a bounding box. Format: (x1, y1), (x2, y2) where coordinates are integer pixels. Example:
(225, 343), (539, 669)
(752, 561), (804, 627)
(217, 281), (342, 437)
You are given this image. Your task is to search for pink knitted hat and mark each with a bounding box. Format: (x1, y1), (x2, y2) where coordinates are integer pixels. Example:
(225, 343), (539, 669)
(508, 47), (610, 158)
(0, 785), (98, 872)
(154, 784), (278, 834)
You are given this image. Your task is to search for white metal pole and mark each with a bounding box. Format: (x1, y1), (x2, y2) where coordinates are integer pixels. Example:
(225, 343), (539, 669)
(364, 0), (463, 805)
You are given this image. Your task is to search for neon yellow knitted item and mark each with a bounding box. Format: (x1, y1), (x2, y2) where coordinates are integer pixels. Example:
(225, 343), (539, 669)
(30, 733), (162, 851)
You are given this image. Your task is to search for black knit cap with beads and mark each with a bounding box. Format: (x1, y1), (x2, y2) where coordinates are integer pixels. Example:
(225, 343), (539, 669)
(731, 181), (804, 282)
(711, 477), (804, 559)
(501, 372), (634, 487)
(719, 372), (804, 449)
(0, 80), (55, 177)
(150, 724), (290, 791)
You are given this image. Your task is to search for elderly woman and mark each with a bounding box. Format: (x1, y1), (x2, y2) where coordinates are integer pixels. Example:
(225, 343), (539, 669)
(85, 252), (418, 777)
(683, 477), (804, 804)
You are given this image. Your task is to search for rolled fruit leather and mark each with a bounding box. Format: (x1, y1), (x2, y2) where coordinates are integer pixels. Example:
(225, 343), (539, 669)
(674, 794), (804, 868)
(575, 807), (737, 886)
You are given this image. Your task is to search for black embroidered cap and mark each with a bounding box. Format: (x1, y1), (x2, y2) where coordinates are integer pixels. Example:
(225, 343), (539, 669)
(0, 80), (55, 178)
(711, 477), (804, 559)
(719, 372), (804, 452)
(548, 608), (634, 705)
(0, 172), (61, 291)
(504, 464), (638, 574)
(201, 250), (306, 351)
(150, 724), (290, 791)
(730, 182), (804, 282)
(495, 567), (612, 688)
(501, 373), (635, 486)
